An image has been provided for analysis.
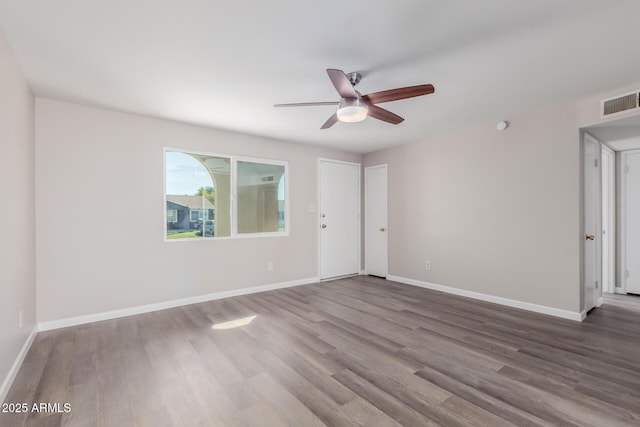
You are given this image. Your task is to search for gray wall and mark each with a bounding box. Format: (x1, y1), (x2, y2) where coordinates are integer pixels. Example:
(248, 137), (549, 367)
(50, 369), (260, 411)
(0, 32), (36, 396)
(35, 99), (362, 322)
(364, 102), (581, 313)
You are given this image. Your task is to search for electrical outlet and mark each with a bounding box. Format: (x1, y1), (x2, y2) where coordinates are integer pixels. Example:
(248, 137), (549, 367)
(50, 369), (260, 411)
(425, 260), (431, 271)
(267, 262), (274, 271)
(19, 310), (23, 328)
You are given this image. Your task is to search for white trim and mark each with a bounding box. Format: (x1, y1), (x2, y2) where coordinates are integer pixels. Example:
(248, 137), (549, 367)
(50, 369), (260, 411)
(317, 158), (362, 280)
(320, 273), (360, 282)
(0, 326), (38, 403)
(601, 144), (616, 294)
(317, 158), (362, 166)
(163, 146), (168, 238)
(387, 275), (584, 322)
(582, 132), (602, 312)
(38, 277), (319, 332)
(317, 160), (322, 279)
(365, 164), (388, 278)
(620, 149), (640, 295)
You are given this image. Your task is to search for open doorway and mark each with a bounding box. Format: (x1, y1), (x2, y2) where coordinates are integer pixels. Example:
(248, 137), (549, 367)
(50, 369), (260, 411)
(584, 114), (640, 311)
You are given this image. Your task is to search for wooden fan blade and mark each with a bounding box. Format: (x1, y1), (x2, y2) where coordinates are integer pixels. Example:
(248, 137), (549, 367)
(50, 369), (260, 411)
(327, 69), (357, 99)
(362, 84), (434, 104)
(274, 102), (338, 107)
(366, 104), (404, 125)
(321, 113), (339, 129)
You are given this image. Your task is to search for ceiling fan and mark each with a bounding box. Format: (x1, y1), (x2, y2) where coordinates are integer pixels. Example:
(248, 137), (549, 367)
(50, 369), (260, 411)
(274, 69), (435, 129)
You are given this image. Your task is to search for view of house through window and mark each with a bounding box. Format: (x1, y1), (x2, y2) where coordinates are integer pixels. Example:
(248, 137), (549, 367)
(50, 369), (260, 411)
(165, 151), (231, 239)
(165, 150), (287, 239)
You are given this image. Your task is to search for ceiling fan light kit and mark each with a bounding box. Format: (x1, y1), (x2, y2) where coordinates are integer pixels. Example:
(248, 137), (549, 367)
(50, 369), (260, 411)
(336, 98), (368, 123)
(274, 69), (435, 129)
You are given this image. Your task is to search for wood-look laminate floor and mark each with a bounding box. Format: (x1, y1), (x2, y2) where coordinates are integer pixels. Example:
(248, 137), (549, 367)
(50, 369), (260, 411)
(3, 276), (640, 426)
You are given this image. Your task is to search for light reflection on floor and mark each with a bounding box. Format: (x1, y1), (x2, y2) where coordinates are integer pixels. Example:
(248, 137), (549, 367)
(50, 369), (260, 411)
(211, 314), (257, 330)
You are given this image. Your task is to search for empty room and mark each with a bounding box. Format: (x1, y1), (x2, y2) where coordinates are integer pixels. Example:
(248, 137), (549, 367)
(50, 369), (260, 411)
(3, 1), (640, 426)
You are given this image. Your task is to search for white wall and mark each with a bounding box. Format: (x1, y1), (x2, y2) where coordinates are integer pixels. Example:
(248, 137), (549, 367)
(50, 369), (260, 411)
(35, 99), (361, 323)
(364, 102), (581, 313)
(0, 32), (36, 396)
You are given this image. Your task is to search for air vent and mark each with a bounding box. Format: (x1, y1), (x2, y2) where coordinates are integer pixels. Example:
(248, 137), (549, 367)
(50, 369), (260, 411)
(261, 176), (274, 182)
(601, 91), (639, 118)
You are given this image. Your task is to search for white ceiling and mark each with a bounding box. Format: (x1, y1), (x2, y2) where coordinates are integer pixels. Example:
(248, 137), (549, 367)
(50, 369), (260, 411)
(2, 1), (640, 153)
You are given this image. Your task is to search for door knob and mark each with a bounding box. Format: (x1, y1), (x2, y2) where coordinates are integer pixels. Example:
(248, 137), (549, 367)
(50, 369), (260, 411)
(379, 227), (385, 232)
(321, 224), (327, 229)
(586, 234), (595, 240)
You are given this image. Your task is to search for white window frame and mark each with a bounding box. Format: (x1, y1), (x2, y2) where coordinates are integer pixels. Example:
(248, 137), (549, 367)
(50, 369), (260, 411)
(163, 147), (289, 242)
(233, 155), (290, 239)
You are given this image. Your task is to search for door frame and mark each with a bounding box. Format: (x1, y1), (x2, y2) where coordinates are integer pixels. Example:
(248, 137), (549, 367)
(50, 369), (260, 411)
(582, 132), (603, 313)
(601, 144), (616, 294)
(317, 158), (361, 280)
(365, 164), (388, 277)
(620, 148), (640, 294)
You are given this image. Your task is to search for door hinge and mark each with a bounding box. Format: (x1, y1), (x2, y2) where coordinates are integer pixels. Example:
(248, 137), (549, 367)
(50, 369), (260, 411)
(626, 270), (630, 278)
(595, 281), (599, 289)
(594, 159), (598, 167)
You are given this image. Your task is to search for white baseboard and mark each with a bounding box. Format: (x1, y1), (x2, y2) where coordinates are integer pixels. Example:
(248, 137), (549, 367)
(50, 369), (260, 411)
(38, 277), (319, 332)
(386, 275), (584, 322)
(0, 326), (37, 404)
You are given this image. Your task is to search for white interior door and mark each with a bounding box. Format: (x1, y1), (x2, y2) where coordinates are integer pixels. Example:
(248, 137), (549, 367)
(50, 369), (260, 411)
(601, 145), (615, 294)
(624, 150), (640, 294)
(583, 134), (601, 311)
(319, 159), (360, 280)
(365, 165), (388, 277)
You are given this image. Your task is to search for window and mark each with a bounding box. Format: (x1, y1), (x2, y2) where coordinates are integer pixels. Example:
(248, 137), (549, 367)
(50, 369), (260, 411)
(167, 209), (178, 223)
(165, 150), (231, 239)
(165, 149), (287, 240)
(190, 209), (210, 222)
(237, 161), (286, 234)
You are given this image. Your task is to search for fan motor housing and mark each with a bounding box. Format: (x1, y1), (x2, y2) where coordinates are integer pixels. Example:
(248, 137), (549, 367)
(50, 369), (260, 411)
(346, 72), (362, 87)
